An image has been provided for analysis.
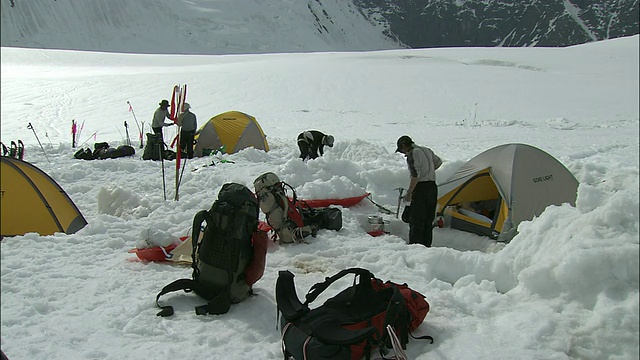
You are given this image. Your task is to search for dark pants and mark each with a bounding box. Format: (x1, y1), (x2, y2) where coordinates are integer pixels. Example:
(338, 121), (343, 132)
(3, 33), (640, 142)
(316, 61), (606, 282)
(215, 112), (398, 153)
(298, 139), (317, 160)
(180, 130), (195, 159)
(409, 181), (438, 247)
(152, 127), (164, 143)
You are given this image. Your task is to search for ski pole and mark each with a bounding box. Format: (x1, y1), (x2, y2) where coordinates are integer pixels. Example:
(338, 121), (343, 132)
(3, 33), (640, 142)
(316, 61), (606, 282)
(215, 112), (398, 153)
(78, 131), (98, 148)
(27, 122), (50, 162)
(126, 101), (143, 148)
(177, 156), (188, 191)
(76, 120), (85, 146)
(174, 132), (181, 201)
(116, 127), (125, 143)
(395, 187), (405, 219)
(45, 132), (53, 147)
(124, 121), (131, 146)
(160, 142), (166, 201)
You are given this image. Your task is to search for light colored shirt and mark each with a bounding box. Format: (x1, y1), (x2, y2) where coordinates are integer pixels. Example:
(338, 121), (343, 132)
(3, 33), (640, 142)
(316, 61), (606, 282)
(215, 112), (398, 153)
(152, 107), (171, 128)
(406, 145), (442, 182)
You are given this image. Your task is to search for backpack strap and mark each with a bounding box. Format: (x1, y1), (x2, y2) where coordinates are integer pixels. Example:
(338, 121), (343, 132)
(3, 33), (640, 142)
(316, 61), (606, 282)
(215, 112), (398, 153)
(304, 268), (373, 305)
(190, 209), (209, 279)
(155, 278), (231, 317)
(155, 278), (197, 317)
(194, 291), (231, 316)
(275, 270), (309, 320)
(376, 286), (410, 352)
(281, 182), (305, 228)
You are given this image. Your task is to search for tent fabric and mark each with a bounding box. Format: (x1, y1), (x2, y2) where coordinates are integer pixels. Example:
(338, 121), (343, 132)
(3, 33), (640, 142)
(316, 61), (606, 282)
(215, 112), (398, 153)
(193, 111), (269, 156)
(1, 157), (87, 237)
(437, 143), (579, 242)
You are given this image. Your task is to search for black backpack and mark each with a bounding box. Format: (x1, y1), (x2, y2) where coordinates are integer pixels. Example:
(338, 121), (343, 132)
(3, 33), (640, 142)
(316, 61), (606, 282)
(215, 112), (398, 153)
(298, 206), (342, 232)
(97, 145), (136, 159)
(142, 133), (162, 160)
(73, 148), (94, 160)
(156, 183), (260, 316)
(141, 133), (177, 160)
(277, 268), (432, 360)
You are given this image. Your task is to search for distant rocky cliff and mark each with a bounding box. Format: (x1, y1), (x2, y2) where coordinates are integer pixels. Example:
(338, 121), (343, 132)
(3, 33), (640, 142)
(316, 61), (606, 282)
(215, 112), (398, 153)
(354, 0), (639, 47)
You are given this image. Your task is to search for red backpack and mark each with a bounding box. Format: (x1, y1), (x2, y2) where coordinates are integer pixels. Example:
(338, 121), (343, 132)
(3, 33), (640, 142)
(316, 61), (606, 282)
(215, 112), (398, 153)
(276, 268), (433, 360)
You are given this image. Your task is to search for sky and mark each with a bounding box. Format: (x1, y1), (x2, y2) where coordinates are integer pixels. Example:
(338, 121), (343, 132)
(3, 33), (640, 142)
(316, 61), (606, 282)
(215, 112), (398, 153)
(1, 16), (639, 360)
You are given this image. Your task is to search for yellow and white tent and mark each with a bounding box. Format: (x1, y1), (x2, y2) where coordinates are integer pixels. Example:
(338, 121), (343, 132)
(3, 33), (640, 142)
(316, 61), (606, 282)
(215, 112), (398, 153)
(193, 111), (269, 157)
(437, 143), (578, 242)
(1, 157), (87, 237)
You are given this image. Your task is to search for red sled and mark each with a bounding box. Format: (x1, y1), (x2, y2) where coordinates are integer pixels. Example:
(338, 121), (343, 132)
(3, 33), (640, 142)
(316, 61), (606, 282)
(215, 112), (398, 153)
(294, 193), (369, 209)
(128, 236), (188, 262)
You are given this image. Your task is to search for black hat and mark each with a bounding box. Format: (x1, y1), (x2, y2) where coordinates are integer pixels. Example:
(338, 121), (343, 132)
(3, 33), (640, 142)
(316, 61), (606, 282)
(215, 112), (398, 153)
(159, 99), (170, 107)
(395, 135), (413, 152)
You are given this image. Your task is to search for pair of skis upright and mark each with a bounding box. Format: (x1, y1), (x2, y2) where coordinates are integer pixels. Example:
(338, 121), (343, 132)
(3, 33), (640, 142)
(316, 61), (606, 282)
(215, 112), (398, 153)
(71, 119), (85, 148)
(1, 140), (24, 160)
(170, 84), (187, 201)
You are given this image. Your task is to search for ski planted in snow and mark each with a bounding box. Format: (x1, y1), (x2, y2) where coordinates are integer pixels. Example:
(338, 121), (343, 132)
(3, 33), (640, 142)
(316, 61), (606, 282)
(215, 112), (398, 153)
(9, 141), (17, 158)
(17, 140), (24, 160)
(170, 84), (187, 201)
(127, 101), (144, 148)
(124, 121), (131, 146)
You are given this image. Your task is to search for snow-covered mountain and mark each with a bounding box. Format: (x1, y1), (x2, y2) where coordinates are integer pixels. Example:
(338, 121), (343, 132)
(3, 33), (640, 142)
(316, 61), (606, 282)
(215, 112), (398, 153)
(0, 0), (401, 55)
(3, 0), (637, 55)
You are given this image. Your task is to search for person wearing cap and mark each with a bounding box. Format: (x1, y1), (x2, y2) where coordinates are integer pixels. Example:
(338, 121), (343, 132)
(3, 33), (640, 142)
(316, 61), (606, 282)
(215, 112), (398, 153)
(152, 99), (175, 141)
(297, 130), (334, 161)
(178, 103), (197, 159)
(396, 135), (442, 247)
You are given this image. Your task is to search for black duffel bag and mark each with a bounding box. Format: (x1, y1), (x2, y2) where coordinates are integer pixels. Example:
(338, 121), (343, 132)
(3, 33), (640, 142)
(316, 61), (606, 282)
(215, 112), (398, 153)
(299, 207), (342, 231)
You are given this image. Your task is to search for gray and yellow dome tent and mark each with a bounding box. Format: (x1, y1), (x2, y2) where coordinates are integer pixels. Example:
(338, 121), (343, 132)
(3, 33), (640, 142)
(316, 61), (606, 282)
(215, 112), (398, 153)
(193, 111), (269, 157)
(1, 157), (87, 237)
(437, 143), (578, 242)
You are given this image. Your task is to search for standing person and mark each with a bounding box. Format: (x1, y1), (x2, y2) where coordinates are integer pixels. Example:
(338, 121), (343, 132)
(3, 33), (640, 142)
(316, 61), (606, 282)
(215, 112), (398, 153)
(152, 99), (174, 142)
(396, 135), (442, 247)
(297, 130), (334, 160)
(178, 103), (197, 159)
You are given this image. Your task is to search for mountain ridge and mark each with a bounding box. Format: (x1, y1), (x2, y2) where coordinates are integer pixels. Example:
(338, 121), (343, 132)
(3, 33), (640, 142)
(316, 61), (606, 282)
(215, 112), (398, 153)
(1, 0), (637, 54)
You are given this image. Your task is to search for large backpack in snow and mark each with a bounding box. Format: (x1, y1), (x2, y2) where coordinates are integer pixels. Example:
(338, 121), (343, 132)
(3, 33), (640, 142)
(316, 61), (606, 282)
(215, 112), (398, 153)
(277, 268), (433, 360)
(253, 172), (317, 243)
(155, 183), (264, 316)
(142, 133), (163, 160)
(142, 133), (176, 160)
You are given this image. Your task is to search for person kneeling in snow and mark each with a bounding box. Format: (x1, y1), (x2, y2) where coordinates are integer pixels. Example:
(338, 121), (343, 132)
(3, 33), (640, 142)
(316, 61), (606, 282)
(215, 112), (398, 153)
(297, 130), (334, 161)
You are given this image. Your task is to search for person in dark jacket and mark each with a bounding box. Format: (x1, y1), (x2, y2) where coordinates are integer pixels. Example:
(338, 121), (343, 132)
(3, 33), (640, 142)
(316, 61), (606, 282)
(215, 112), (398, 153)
(396, 135), (443, 247)
(297, 130), (334, 160)
(178, 103), (197, 159)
